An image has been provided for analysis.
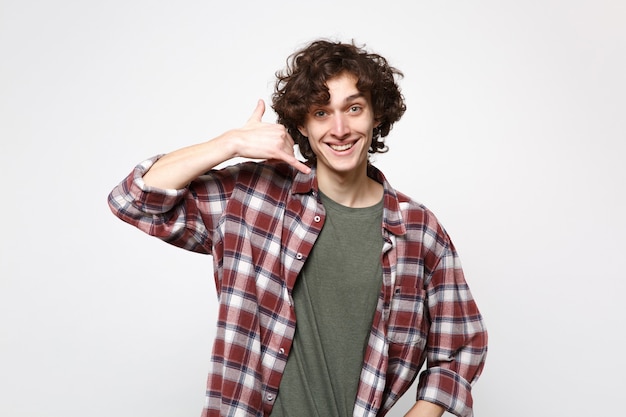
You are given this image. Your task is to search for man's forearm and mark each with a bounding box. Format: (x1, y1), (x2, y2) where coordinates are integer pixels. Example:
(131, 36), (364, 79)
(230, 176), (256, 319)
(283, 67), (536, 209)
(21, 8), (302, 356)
(403, 400), (445, 417)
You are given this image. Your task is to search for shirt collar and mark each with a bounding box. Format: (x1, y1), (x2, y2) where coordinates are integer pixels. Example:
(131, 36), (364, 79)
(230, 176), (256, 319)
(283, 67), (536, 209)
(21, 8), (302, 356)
(368, 164), (407, 237)
(291, 165), (317, 195)
(291, 164), (407, 237)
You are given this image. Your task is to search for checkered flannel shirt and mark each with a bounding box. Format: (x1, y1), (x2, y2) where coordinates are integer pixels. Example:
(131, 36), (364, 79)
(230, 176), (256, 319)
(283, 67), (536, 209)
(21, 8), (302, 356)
(108, 157), (487, 417)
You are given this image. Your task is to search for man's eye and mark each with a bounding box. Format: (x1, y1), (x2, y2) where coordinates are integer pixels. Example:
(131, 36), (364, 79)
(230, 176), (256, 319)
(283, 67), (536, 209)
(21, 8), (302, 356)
(349, 106), (362, 113)
(314, 110), (326, 117)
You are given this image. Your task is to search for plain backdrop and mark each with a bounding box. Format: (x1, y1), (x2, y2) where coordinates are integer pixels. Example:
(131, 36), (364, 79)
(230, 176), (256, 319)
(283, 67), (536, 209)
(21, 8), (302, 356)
(1, 1), (625, 416)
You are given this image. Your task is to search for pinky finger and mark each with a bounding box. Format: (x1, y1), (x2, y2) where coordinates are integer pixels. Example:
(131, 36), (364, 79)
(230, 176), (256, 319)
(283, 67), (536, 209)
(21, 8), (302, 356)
(283, 155), (311, 174)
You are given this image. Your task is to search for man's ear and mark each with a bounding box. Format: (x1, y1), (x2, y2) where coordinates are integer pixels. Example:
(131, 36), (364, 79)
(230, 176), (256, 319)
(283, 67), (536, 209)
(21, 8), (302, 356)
(298, 126), (308, 138)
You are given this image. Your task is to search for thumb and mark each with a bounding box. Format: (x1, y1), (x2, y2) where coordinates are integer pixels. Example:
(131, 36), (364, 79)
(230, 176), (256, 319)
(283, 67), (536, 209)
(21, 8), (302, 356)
(247, 99), (266, 123)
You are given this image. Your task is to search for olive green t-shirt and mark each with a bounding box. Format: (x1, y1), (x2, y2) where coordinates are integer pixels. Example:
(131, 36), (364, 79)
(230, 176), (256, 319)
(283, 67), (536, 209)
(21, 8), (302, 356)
(271, 192), (384, 417)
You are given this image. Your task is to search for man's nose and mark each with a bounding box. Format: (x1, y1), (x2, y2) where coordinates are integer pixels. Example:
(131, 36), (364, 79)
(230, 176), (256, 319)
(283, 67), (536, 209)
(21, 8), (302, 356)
(330, 113), (350, 138)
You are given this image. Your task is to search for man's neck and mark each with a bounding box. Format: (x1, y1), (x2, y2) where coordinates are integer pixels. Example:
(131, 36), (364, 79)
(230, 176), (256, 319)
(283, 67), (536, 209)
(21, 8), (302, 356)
(316, 165), (383, 208)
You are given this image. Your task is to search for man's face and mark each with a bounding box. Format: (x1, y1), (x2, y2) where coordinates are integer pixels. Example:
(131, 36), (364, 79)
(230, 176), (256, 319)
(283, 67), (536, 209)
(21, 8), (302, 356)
(299, 72), (378, 179)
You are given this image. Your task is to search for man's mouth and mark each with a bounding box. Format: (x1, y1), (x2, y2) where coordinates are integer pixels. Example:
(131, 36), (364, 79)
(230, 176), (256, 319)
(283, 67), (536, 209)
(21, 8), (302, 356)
(328, 142), (354, 152)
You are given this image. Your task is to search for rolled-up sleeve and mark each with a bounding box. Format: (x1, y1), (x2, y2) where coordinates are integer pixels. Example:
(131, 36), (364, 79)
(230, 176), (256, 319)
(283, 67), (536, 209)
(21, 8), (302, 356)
(417, 238), (488, 417)
(107, 156), (213, 254)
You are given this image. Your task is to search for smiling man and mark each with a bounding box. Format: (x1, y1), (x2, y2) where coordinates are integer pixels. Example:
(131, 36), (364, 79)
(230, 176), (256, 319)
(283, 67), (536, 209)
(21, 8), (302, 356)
(108, 39), (487, 417)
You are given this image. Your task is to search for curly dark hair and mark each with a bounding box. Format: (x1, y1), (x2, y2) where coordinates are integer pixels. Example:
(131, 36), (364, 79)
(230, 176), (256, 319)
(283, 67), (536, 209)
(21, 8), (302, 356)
(271, 39), (407, 161)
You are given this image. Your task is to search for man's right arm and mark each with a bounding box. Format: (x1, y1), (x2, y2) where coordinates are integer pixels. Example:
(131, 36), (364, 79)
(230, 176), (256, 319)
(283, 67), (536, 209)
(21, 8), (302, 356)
(142, 99), (309, 190)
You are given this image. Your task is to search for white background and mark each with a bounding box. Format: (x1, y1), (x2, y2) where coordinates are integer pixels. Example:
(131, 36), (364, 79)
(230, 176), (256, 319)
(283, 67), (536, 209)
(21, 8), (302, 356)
(1, 1), (625, 416)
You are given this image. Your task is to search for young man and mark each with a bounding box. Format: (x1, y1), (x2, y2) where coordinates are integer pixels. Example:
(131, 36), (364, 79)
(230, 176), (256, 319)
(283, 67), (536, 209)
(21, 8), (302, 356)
(108, 39), (487, 417)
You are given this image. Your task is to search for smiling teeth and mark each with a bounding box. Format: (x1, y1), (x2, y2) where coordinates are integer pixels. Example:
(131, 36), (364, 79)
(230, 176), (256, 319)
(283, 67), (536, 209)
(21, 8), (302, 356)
(330, 143), (353, 151)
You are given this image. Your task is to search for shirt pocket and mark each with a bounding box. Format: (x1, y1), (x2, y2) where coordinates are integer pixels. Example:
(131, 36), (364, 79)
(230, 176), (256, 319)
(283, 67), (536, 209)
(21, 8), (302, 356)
(386, 285), (427, 346)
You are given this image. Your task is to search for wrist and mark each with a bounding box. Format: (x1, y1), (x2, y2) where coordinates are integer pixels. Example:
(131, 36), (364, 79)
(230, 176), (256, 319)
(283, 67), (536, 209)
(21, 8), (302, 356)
(213, 130), (241, 159)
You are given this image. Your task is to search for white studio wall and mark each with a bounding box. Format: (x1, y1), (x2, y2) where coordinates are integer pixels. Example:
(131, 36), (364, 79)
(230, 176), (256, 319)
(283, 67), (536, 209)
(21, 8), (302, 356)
(1, 1), (624, 416)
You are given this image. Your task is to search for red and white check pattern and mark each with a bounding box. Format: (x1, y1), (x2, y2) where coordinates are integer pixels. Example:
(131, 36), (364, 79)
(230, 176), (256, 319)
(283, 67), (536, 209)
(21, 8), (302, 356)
(108, 158), (487, 417)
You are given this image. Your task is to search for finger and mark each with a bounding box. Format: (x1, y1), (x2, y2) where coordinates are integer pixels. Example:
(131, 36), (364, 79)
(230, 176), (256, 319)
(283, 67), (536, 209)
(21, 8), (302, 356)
(284, 129), (296, 147)
(280, 134), (308, 173)
(282, 154), (311, 174)
(247, 99), (265, 123)
(291, 159), (312, 175)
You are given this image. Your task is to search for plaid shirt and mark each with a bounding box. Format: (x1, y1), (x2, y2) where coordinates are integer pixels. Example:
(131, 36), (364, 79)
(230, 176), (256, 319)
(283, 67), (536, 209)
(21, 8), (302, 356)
(108, 157), (487, 417)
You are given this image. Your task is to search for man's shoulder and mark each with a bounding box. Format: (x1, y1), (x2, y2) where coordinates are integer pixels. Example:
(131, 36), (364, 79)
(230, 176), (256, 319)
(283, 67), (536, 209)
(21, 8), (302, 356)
(391, 189), (429, 215)
(390, 189), (445, 232)
(222, 160), (299, 186)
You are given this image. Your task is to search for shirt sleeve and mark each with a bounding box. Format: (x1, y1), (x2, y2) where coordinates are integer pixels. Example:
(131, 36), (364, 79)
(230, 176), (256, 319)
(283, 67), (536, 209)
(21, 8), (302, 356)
(107, 156), (235, 254)
(416, 228), (488, 417)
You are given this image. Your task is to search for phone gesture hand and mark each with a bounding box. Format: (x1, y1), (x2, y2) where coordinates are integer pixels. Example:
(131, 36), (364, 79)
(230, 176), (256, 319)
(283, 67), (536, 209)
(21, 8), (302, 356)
(236, 100), (310, 174)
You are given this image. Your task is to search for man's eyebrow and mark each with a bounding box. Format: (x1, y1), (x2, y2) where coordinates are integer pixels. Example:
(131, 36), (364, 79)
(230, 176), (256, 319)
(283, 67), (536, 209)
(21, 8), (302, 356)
(344, 92), (365, 103)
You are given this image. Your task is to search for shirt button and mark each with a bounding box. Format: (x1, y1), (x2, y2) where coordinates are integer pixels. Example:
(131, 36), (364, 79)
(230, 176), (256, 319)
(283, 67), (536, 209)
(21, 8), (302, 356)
(296, 253), (303, 260)
(314, 215), (321, 222)
(267, 394), (274, 401)
(279, 347), (285, 355)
